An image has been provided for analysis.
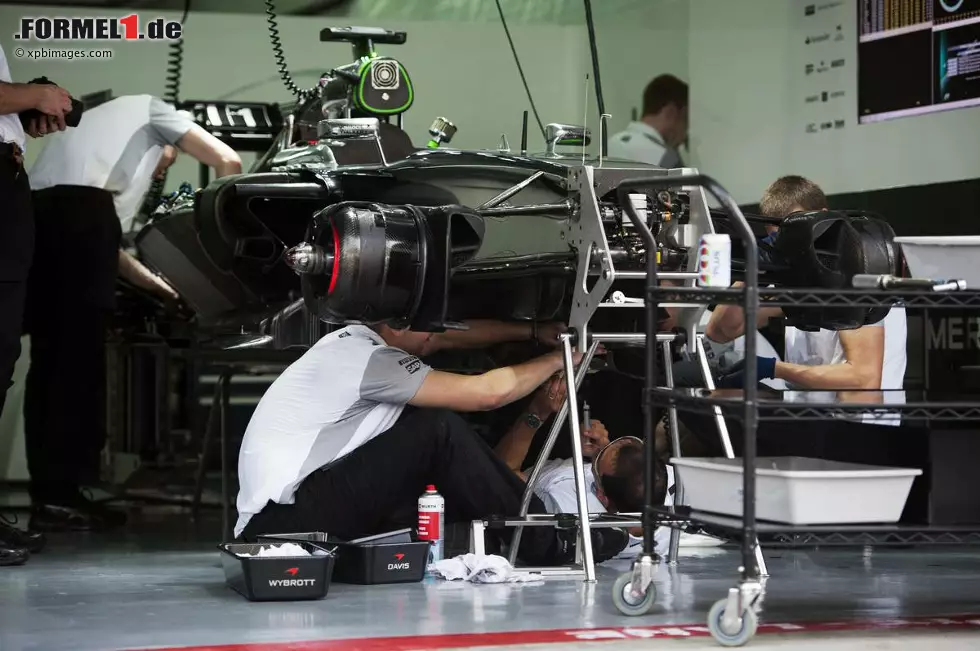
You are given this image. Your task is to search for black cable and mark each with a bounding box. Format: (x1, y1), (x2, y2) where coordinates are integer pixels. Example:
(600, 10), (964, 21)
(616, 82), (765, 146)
(266, 0), (316, 99)
(140, 0), (192, 226)
(582, 0), (607, 156)
(494, 0), (545, 140)
(163, 0), (191, 104)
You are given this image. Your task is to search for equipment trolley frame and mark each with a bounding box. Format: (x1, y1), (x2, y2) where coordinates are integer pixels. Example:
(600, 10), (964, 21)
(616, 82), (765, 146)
(532, 172), (980, 646)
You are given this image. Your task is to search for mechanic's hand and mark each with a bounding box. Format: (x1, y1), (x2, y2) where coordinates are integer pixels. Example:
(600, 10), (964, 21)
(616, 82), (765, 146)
(581, 419), (609, 457)
(530, 372), (568, 416)
(535, 322), (567, 348)
(34, 84), (71, 118)
(27, 114), (66, 138)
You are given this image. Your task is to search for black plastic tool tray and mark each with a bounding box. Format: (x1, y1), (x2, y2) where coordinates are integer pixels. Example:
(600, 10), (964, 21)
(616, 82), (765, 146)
(259, 530), (429, 585)
(219, 540), (336, 602)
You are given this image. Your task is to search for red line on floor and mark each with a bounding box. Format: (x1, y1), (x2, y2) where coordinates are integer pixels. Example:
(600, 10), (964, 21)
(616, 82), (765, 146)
(127, 613), (980, 651)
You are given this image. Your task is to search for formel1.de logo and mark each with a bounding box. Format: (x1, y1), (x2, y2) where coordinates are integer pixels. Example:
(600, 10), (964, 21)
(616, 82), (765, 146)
(14, 15), (183, 41)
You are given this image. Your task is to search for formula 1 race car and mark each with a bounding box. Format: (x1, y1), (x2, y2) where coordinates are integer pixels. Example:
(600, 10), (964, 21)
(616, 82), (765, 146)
(135, 26), (900, 350)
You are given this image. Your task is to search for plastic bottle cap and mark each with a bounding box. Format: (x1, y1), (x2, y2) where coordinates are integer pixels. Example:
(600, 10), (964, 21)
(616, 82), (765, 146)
(426, 484), (436, 492)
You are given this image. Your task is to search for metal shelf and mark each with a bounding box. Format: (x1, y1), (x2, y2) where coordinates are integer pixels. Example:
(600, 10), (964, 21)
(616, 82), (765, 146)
(655, 508), (980, 547)
(651, 285), (980, 309)
(650, 388), (980, 422)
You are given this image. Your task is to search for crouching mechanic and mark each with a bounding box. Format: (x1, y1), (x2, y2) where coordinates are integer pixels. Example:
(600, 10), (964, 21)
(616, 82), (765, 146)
(675, 177), (907, 455)
(704, 176), (906, 397)
(24, 95), (243, 532)
(236, 320), (629, 564)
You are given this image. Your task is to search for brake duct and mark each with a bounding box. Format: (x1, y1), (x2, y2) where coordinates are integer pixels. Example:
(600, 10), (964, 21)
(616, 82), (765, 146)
(285, 201), (485, 331)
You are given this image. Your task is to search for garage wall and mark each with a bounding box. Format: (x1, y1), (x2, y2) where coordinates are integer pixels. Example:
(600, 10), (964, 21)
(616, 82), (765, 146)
(1, 1), (688, 193)
(688, 0), (980, 204)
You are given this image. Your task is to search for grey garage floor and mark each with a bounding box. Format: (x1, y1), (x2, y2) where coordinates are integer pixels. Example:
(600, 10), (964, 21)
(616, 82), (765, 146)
(2, 509), (980, 651)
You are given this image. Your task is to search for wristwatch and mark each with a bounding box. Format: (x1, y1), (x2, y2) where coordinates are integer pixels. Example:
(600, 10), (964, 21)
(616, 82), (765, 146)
(524, 412), (543, 429)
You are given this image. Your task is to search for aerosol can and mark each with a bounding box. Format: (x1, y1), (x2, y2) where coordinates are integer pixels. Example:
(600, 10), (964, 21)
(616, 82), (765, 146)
(418, 485), (445, 566)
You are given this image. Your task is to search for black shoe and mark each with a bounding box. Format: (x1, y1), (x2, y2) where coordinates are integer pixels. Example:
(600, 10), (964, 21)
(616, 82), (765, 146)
(29, 503), (115, 533)
(0, 514), (46, 553)
(0, 544), (29, 567)
(554, 527), (629, 564)
(77, 490), (128, 528)
(30, 489), (128, 533)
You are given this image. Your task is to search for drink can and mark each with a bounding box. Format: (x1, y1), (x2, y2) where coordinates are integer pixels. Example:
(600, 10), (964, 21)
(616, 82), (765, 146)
(697, 233), (732, 287)
(418, 484), (445, 566)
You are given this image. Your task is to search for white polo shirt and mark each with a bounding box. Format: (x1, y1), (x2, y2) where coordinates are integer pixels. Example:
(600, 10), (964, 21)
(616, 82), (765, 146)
(29, 94), (194, 232)
(784, 307), (907, 425)
(608, 121), (682, 168)
(235, 325), (432, 537)
(0, 45), (27, 151)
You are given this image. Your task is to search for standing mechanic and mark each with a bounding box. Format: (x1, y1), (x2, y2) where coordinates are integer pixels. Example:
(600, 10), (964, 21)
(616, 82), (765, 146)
(24, 94), (242, 532)
(236, 320), (630, 564)
(608, 74), (688, 168)
(0, 43), (73, 565)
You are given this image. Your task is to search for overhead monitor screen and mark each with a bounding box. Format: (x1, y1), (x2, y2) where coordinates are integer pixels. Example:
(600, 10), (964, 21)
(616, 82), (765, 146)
(858, 0), (980, 123)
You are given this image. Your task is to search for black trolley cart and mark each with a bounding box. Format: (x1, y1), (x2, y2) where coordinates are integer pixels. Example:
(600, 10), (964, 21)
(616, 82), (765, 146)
(596, 174), (980, 646)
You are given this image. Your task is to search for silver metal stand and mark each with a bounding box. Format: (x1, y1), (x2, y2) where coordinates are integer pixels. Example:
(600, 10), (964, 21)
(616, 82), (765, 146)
(494, 333), (681, 581)
(561, 333), (596, 581)
(693, 334), (768, 578)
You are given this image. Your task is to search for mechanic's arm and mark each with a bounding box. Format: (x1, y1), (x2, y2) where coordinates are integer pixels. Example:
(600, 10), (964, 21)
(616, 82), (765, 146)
(410, 349), (576, 412)
(0, 81), (67, 115)
(176, 123), (242, 178)
(425, 320), (563, 354)
(705, 282), (784, 343)
(118, 250), (179, 300)
(495, 375), (566, 480)
(773, 325), (884, 390)
(147, 97), (241, 178)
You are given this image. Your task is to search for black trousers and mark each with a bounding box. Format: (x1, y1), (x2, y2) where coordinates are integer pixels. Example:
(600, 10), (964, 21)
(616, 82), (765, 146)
(24, 186), (121, 503)
(242, 408), (566, 565)
(0, 145), (33, 420)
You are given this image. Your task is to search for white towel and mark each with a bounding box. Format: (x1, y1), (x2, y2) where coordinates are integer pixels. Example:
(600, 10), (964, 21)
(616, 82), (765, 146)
(428, 553), (536, 584)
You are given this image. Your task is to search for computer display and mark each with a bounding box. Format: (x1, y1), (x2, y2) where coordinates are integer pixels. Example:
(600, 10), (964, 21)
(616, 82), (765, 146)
(858, 0), (980, 123)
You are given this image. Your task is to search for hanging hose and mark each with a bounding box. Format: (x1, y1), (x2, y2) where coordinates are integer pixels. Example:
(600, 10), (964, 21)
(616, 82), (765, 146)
(163, 0), (191, 104)
(266, 0), (316, 99)
(138, 0), (192, 227)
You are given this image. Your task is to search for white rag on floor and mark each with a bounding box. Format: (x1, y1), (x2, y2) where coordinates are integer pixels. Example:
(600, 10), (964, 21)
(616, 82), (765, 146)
(428, 553), (535, 584)
(236, 543), (331, 558)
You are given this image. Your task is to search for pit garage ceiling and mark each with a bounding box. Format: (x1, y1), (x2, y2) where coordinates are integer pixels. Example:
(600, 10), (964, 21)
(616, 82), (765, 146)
(2, 0), (673, 24)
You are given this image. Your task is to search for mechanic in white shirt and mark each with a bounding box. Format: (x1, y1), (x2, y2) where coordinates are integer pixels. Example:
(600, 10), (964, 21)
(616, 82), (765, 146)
(0, 44), (73, 566)
(236, 319), (630, 564)
(608, 74), (688, 168)
(23, 95), (242, 533)
(705, 176), (907, 417)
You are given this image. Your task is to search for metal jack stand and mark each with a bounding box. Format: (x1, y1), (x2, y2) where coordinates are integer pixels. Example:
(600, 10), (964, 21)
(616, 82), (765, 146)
(692, 334), (768, 577)
(476, 333), (683, 582)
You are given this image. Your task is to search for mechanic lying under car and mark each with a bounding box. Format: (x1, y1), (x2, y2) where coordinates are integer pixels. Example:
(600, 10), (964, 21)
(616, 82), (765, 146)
(235, 319), (630, 565)
(495, 373), (719, 557)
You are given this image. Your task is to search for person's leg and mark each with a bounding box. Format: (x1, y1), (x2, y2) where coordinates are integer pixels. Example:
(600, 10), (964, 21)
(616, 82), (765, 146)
(26, 191), (122, 531)
(244, 408), (619, 564)
(0, 148), (43, 561)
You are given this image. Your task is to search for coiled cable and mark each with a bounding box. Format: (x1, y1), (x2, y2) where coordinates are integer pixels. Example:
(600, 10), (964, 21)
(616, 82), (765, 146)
(266, 0), (315, 99)
(163, 0), (190, 104)
(138, 0), (192, 227)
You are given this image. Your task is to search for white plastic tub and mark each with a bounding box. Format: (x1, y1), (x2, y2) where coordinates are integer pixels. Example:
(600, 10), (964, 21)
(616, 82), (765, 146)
(894, 236), (980, 287)
(670, 456), (922, 525)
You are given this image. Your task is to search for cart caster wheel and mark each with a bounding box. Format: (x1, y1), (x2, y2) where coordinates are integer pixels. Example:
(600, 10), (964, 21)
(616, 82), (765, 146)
(612, 572), (657, 616)
(707, 598), (758, 647)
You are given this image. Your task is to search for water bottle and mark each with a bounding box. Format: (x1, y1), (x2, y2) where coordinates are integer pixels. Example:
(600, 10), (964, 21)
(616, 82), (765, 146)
(418, 484), (445, 567)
